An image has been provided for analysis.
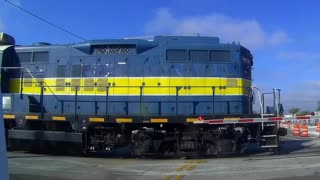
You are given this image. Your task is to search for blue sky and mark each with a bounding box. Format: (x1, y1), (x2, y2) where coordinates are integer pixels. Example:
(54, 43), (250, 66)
(1, 0), (320, 113)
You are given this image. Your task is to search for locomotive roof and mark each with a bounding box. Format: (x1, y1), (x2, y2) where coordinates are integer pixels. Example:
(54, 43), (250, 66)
(15, 35), (221, 47)
(13, 35), (249, 55)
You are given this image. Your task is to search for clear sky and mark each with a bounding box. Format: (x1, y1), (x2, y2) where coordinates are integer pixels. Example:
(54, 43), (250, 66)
(1, 0), (320, 113)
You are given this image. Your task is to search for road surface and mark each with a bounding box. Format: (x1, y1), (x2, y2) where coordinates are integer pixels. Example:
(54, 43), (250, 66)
(8, 134), (320, 180)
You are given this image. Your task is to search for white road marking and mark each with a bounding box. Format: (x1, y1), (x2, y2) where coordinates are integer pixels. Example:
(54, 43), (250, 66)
(282, 136), (318, 141)
(282, 136), (306, 141)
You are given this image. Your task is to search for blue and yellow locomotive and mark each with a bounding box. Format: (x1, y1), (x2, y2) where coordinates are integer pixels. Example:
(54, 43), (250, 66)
(1, 32), (263, 156)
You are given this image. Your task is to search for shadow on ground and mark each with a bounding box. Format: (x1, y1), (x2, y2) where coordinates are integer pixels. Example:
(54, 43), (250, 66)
(7, 133), (320, 159)
(10, 174), (80, 180)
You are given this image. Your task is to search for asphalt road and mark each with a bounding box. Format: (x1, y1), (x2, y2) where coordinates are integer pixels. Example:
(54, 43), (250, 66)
(7, 134), (320, 180)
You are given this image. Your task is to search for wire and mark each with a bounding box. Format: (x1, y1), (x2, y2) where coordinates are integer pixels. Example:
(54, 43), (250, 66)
(4, 0), (87, 41)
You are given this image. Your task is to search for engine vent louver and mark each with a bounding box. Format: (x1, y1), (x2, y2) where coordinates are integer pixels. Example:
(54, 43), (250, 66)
(97, 79), (108, 92)
(93, 45), (135, 55)
(56, 79), (65, 91)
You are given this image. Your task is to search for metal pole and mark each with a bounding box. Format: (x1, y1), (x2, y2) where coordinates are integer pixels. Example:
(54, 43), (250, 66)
(212, 86), (215, 118)
(106, 86), (109, 116)
(20, 69), (23, 99)
(176, 87), (181, 116)
(278, 89), (281, 105)
(61, 101), (64, 114)
(94, 101), (98, 115)
(262, 93), (265, 115)
(273, 88), (279, 117)
(140, 86), (143, 119)
(273, 89), (276, 116)
(125, 101), (128, 116)
(74, 86), (78, 118)
(248, 87), (252, 115)
(40, 82), (44, 119)
(276, 89), (280, 116)
(158, 101), (161, 116)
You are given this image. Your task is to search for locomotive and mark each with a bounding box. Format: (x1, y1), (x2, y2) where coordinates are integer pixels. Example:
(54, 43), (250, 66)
(1, 32), (282, 156)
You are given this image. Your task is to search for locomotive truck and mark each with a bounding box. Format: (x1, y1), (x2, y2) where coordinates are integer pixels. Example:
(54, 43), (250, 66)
(0, 32), (285, 157)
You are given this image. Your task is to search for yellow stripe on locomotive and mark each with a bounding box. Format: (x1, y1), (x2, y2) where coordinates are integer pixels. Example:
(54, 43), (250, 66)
(9, 77), (251, 96)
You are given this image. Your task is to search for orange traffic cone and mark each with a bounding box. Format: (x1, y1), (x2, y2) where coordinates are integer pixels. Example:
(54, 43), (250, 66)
(293, 124), (300, 136)
(300, 124), (308, 137)
(316, 123), (320, 132)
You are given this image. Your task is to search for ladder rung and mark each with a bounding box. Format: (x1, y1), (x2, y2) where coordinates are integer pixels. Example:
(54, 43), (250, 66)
(262, 135), (277, 138)
(261, 114), (275, 116)
(263, 124), (276, 126)
(261, 145), (278, 148)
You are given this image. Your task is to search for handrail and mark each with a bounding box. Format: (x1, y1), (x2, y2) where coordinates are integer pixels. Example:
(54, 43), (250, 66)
(42, 82), (62, 103)
(28, 85), (250, 88)
(251, 86), (263, 118)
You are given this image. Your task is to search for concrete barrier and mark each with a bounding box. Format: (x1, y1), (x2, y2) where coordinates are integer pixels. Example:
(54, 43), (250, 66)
(308, 126), (319, 137)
